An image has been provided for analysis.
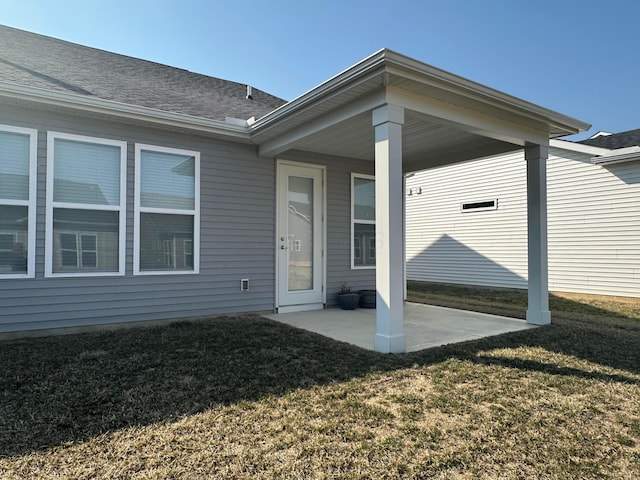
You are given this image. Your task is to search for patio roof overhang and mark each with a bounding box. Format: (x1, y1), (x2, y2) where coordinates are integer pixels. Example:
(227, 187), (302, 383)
(250, 49), (589, 172)
(252, 49), (590, 354)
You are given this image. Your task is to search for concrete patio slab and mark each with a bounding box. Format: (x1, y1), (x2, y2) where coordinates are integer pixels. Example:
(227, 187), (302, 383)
(264, 302), (536, 352)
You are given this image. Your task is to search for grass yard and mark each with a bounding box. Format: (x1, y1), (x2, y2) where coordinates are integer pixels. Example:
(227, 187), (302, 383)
(1, 283), (639, 479)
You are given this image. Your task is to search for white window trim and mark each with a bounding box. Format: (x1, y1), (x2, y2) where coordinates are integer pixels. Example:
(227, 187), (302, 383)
(45, 131), (127, 277)
(351, 172), (375, 270)
(0, 124), (37, 279)
(134, 143), (200, 275)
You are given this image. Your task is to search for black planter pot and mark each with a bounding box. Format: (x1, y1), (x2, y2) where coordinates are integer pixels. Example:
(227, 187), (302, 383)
(337, 293), (360, 310)
(358, 290), (376, 308)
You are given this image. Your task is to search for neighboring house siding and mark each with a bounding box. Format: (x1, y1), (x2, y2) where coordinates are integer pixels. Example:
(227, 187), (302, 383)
(0, 104), (276, 332)
(547, 150), (640, 297)
(406, 152), (528, 289)
(406, 147), (640, 298)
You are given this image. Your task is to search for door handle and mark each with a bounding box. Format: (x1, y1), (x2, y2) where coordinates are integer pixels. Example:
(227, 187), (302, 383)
(280, 245), (287, 249)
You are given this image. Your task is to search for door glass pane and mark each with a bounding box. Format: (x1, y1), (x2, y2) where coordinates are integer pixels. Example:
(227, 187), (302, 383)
(288, 175), (313, 291)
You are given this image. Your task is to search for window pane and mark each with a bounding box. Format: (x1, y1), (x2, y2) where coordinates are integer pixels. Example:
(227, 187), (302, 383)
(354, 177), (375, 221)
(82, 251), (97, 268)
(61, 249), (78, 267)
(139, 213), (194, 271)
(60, 232), (77, 250)
(54, 138), (121, 205)
(0, 131), (30, 201)
(141, 150), (195, 210)
(354, 223), (375, 267)
(53, 208), (119, 273)
(0, 205), (28, 274)
(81, 234), (96, 251)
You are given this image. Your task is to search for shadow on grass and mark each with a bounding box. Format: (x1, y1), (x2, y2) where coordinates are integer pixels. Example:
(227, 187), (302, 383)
(1, 295), (639, 457)
(0, 315), (405, 457)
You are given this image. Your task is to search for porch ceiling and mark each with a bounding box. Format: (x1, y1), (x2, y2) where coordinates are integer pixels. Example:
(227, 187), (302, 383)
(265, 109), (521, 173)
(250, 49), (590, 170)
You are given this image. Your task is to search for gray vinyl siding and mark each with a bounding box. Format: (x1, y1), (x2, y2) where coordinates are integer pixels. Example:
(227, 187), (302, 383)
(406, 147), (640, 298)
(0, 104), (277, 332)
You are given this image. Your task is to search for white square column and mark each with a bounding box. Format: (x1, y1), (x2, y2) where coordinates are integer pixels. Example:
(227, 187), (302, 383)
(525, 144), (551, 325)
(372, 104), (406, 353)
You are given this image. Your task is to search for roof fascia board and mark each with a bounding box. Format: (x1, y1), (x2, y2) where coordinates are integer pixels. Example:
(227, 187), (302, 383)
(251, 49), (387, 132)
(258, 89), (387, 157)
(251, 48), (589, 142)
(0, 81), (252, 141)
(386, 86), (549, 147)
(382, 51), (590, 136)
(549, 139), (611, 156)
(550, 139), (640, 164)
(590, 146), (640, 165)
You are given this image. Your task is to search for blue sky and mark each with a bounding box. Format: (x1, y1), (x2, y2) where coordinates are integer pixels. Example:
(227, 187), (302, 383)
(2, 0), (639, 139)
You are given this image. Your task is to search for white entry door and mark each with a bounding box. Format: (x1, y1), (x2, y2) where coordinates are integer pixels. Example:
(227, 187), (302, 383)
(277, 162), (325, 312)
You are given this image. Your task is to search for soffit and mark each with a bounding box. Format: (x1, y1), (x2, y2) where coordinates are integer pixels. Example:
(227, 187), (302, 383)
(280, 108), (520, 172)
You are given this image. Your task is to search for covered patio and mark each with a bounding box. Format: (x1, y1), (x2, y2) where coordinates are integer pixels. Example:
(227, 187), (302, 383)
(252, 49), (589, 353)
(265, 303), (535, 353)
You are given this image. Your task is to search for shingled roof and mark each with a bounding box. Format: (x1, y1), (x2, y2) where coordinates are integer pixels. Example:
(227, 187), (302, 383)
(579, 128), (640, 149)
(0, 25), (287, 122)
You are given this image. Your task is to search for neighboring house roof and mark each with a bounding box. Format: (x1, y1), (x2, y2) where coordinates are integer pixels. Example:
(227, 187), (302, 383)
(0, 25), (286, 122)
(578, 128), (640, 149)
(551, 129), (640, 166)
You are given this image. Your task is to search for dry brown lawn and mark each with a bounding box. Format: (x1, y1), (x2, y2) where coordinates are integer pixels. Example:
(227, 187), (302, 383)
(1, 283), (639, 479)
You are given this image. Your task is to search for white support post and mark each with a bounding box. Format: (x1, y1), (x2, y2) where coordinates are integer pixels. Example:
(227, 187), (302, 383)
(525, 144), (551, 325)
(372, 104), (406, 353)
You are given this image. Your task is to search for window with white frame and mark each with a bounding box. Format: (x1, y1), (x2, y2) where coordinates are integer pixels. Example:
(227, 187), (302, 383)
(0, 125), (37, 278)
(46, 132), (126, 276)
(134, 144), (199, 274)
(351, 173), (375, 268)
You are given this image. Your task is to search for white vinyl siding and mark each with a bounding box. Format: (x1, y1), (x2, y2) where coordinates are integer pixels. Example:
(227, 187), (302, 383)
(134, 144), (200, 275)
(546, 151), (640, 297)
(351, 173), (376, 269)
(0, 125), (37, 278)
(406, 147), (640, 298)
(406, 152), (528, 289)
(45, 132), (127, 277)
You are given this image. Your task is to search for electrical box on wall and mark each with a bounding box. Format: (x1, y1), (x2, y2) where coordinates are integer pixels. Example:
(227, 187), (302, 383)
(241, 279), (249, 291)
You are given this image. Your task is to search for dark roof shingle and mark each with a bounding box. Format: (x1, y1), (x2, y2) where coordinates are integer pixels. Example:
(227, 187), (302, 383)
(579, 129), (640, 149)
(0, 25), (287, 122)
